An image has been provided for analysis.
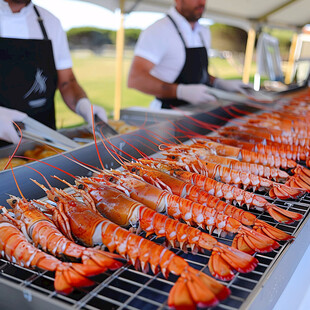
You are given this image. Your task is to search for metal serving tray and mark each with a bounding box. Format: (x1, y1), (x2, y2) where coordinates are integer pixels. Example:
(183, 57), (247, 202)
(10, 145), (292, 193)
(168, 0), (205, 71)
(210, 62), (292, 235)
(120, 102), (223, 127)
(0, 103), (309, 310)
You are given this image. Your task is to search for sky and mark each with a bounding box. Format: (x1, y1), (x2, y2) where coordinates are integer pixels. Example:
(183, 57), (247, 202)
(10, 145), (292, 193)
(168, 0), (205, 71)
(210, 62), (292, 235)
(32, 0), (213, 31)
(32, 0), (165, 31)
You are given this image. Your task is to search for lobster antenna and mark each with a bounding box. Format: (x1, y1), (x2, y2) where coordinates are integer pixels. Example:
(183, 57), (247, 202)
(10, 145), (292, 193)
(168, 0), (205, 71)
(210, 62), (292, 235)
(10, 164), (26, 201)
(51, 175), (76, 189)
(127, 135), (158, 154)
(227, 105), (257, 117)
(91, 105), (105, 170)
(97, 131), (129, 166)
(27, 165), (54, 190)
(16, 154), (98, 180)
(15, 155), (76, 178)
(221, 106), (246, 120)
(118, 136), (149, 158)
(98, 133), (140, 163)
(4, 121), (23, 170)
(171, 106), (221, 131)
(142, 127), (176, 145)
(169, 120), (207, 140)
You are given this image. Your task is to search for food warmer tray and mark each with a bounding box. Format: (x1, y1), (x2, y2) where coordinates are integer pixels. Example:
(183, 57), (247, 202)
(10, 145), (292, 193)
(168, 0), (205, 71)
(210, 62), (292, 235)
(0, 103), (309, 310)
(120, 102), (222, 127)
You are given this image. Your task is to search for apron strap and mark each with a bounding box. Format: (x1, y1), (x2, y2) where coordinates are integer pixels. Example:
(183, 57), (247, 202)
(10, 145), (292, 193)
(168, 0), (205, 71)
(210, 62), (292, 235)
(33, 5), (48, 40)
(167, 14), (187, 47)
(167, 15), (207, 49)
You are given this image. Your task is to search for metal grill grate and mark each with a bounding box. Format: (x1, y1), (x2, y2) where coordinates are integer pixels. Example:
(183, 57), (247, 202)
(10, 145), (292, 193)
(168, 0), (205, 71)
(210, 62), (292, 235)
(0, 102), (309, 310)
(0, 186), (309, 310)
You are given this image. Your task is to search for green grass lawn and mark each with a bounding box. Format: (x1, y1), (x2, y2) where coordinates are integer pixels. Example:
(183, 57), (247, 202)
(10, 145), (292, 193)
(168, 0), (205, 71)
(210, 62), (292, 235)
(55, 50), (153, 128)
(55, 50), (257, 129)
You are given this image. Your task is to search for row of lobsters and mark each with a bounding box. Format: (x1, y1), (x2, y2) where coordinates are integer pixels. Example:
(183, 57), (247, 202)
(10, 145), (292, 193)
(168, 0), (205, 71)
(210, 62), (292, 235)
(0, 92), (309, 309)
(0, 156), (298, 309)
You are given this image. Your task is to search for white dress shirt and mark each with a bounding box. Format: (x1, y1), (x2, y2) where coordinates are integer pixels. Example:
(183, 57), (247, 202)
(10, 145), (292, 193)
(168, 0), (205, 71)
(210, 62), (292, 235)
(0, 0), (72, 70)
(134, 6), (211, 84)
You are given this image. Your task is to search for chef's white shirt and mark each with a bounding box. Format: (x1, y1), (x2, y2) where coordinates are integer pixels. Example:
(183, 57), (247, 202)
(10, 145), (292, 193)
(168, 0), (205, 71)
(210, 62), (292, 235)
(0, 0), (72, 70)
(134, 6), (211, 84)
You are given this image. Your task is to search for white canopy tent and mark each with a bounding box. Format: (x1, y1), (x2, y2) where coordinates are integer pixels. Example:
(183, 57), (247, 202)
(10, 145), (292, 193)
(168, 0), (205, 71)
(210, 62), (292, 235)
(71, 0), (310, 118)
(78, 0), (310, 30)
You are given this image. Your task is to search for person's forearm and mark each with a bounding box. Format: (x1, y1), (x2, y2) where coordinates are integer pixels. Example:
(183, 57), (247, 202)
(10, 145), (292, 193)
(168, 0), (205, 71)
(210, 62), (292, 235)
(128, 56), (178, 98)
(128, 72), (178, 98)
(58, 75), (87, 112)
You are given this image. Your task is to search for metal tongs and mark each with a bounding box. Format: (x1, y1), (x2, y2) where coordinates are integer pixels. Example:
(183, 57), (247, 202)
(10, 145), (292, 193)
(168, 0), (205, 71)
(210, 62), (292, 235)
(92, 115), (118, 139)
(204, 85), (275, 104)
(18, 116), (80, 151)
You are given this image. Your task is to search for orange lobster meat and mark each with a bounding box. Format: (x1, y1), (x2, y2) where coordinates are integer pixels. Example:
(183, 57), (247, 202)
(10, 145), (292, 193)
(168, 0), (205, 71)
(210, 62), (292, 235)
(161, 141), (297, 170)
(189, 143), (289, 182)
(5, 195), (123, 272)
(286, 165), (310, 192)
(193, 137), (310, 191)
(223, 124), (310, 148)
(138, 158), (302, 225)
(33, 180), (230, 308)
(204, 134), (310, 164)
(122, 162), (281, 254)
(0, 212), (101, 294)
(246, 113), (310, 137)
(95, 167), (293, 242)
(162, 152), (304, 200)
(71, 177), (258, 281)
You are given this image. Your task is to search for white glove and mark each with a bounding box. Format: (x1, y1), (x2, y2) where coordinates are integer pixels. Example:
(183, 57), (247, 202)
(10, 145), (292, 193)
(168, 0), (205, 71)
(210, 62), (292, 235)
(213, 78), (252, 94)
(176, 84), (217, 105)
(75, 98), (107, 124)
(0, 107), (27, 144)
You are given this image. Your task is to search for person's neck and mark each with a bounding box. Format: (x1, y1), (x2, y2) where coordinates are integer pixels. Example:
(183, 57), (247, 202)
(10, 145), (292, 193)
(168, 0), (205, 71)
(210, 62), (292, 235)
(175, 7), (196, 30)
(5, 0), (29, 13)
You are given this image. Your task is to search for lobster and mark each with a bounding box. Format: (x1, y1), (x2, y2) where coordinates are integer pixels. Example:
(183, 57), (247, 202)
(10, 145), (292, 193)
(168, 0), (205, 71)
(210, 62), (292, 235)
(32, 178), (230, 308)
(286, 165), (310, 192)
(162, 152), (305, 200)
(160, 141), (297, 170)
(187, 143), (289, 182)
(120, 162), (282, 254)
(63, 176), (258, 281)
(202, 134), (310, 166)
(201, 136), (310, 192)
(94, 166), (293, 242)
(245, 112), (310, 137)
(222, 124), (310, 148)
(137, 158), (302, 225)
(0, 212), (103, 294)
(5, 195), (123, 272)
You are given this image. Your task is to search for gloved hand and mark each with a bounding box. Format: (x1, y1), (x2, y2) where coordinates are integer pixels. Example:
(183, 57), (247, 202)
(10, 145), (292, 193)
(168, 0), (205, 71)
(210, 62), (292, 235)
(75, 98), (107, 124)
(176, 84), (217, 105)
(213, 78), (253, 94)
(0, 107), (27, 144)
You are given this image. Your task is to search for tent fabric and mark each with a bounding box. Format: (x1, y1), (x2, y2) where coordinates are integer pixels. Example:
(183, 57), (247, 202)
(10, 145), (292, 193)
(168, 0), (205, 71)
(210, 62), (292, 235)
(75, 0), (310, 31)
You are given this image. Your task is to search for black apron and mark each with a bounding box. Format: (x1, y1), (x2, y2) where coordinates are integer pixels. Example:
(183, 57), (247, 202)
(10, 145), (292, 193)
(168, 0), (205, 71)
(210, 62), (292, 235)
(158, 15), (210, 109)
(0, 5), (58, 129)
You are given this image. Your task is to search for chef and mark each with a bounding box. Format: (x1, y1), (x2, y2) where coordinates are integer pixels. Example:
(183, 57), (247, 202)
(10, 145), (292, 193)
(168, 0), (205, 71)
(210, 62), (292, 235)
(128, 0), (251, 109)
(0, 0), (107, 144)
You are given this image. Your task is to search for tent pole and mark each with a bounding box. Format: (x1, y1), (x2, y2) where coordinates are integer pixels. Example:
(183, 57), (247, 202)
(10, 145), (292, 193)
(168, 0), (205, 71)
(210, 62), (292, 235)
(242, 28), (256, 84)
(285, 33), (298, 84)
(114, 0), (125, 121)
